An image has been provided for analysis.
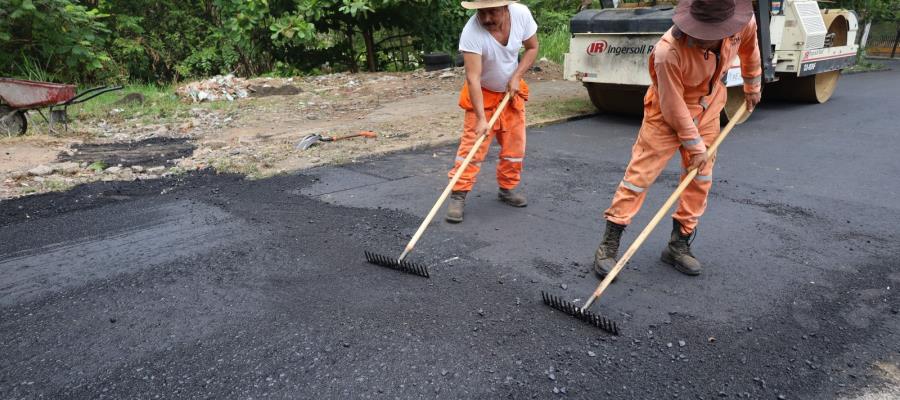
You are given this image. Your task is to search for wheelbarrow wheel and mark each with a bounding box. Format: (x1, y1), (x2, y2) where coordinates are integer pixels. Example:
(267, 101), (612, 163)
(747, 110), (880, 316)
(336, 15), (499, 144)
(1, 105), (27, 136)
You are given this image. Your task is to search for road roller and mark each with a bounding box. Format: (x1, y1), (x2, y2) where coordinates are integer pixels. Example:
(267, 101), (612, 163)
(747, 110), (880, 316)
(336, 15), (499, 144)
(563, 0), (859, 123)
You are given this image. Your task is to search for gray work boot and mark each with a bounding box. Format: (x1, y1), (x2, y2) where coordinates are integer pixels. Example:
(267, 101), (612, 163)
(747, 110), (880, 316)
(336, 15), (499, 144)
(498, 188), (528, 207)
(661, 219), (702, 276)
(594, 220), (626, 279)
(445, 191), (468, 223)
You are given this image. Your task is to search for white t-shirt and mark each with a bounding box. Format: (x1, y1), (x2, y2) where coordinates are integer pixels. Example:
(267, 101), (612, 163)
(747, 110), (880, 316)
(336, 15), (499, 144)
(458, 3), (538, 93)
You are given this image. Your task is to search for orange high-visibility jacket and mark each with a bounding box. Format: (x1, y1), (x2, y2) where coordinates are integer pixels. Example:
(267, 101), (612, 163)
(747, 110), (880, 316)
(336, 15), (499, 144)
(646, 17), (762, 155)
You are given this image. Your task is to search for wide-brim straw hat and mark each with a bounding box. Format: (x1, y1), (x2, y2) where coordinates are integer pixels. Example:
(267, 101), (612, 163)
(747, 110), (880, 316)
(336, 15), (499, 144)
(461, 0), (516, 10)
(673, 0), (753, 41)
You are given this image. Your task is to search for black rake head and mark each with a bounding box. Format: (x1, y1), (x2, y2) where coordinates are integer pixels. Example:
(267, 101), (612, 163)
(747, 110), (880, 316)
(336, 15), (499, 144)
(541, 291), (619, 335)
(365, 251), (430, 278)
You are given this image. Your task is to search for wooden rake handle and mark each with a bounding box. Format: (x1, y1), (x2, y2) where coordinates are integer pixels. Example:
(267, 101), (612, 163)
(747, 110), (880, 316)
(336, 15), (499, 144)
(398, 93), (513, 261)
(581, 103), (749, 311)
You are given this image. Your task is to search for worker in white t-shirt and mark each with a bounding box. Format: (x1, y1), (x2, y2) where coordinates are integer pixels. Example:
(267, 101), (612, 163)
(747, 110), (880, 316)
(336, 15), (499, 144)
(445, 0), (539, 223)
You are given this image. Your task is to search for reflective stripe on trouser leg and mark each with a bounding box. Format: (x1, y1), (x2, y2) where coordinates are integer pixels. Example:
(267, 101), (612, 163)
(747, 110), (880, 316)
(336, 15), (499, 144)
(449, 110), (495, 192)
(495, 103), (526, 190)
(605, 123), (681, 226)
(673, 139), (716, 235)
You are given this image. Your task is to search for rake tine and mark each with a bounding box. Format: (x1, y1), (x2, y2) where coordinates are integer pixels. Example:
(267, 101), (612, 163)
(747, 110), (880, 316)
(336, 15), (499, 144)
(364, 251), (430, 278)
(540, 291), (619, 335)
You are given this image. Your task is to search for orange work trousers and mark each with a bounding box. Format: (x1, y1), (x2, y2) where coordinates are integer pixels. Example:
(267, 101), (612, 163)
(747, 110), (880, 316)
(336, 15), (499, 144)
(604, 89), (723, 235)
(448, 81), (528, 192)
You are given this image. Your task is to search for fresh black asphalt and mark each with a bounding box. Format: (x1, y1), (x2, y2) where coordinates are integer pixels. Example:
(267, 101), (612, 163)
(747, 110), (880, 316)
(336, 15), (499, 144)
(2, 65), (898, 399)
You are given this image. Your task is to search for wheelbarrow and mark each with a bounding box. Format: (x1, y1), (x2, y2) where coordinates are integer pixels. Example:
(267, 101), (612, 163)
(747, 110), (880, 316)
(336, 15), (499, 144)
(0, 78), (123, 136)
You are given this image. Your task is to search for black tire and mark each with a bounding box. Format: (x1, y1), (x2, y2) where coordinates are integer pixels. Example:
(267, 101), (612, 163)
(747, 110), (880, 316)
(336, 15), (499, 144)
(423, 52), (454, 71)
(424, 62), (453, 72)
(0, 105), (27, 136)
(422, 52), (452, 65)
(584, 82), (646, 116)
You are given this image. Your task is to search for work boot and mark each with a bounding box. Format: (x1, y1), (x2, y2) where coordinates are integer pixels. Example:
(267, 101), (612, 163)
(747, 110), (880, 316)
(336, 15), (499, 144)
(445, 191), (467, 223)
(594, 220), (626, 279)
(498, 188), (528, 207)
(661, 219), (702, 276)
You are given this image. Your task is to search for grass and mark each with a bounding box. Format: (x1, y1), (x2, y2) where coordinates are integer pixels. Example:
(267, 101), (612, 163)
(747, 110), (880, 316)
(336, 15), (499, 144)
(209, 157), (262, 178)
(71, 84), (182, 121)
(18, 57), (56, 82)
(41, 178), (75, 193)
(87, 161), (107, 172)
(71, 83), (235, 123)
(845, 55), (890, 73)
(17, 83), (239, 136)
(539, 28), (571, 65)
(530, 97), (595, 123)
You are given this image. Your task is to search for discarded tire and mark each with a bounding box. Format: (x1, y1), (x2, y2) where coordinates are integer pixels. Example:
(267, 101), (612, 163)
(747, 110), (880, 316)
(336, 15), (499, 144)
(423, 52), (453, 71)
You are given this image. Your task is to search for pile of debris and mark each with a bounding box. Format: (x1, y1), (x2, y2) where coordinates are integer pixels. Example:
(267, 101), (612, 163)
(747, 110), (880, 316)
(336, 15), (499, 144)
(177, 74), (250, 103)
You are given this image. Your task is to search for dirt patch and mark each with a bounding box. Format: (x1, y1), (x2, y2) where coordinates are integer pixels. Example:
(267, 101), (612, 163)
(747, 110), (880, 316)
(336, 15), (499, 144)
(248, 84), (302, 97)
(57, 137), (194, 168)
(0, 139), (68, 175)
(0, 59), (591, 199)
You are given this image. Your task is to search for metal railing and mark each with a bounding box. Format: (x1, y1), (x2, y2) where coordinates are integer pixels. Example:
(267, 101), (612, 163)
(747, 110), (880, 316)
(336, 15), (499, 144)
(866, 30), (900, 58)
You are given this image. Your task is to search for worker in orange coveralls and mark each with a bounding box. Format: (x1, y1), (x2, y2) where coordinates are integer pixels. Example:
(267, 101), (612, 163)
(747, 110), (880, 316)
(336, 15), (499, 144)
(594, 0), (762, 277)
(445, 0), (539, 223)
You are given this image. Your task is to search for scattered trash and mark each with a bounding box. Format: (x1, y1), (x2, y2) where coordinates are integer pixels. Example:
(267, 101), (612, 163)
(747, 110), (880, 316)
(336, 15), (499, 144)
(177, 74), (251, 103)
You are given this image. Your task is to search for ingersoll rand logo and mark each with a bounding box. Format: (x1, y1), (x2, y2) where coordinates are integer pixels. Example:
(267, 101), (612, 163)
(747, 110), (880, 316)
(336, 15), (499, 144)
(587, 40), (654, 56)
(586, 40), (608, 55)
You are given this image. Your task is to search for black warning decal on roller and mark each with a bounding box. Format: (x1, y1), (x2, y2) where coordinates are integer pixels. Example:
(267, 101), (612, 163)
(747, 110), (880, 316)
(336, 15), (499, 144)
(798, 53), (857, 77)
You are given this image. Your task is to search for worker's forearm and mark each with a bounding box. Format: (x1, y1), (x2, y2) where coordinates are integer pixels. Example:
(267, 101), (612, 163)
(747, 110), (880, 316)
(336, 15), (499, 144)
(466, 75), (486, 121)
(512, 48), (539, 81)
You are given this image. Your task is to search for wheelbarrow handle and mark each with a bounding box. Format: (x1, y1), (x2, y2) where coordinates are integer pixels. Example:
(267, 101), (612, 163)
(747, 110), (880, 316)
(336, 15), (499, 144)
(64, 85), (125, 105)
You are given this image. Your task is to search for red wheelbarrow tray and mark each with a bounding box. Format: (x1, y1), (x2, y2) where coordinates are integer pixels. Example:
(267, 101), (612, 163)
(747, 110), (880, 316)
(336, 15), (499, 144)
(0, 78), (77, 109)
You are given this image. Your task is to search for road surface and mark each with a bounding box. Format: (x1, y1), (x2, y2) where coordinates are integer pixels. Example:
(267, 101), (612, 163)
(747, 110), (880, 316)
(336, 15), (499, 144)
(2, 66), (899, 399)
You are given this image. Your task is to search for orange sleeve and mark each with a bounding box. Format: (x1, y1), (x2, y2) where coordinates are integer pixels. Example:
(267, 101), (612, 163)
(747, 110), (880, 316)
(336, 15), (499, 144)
(738, 16), (763, 94)
(654, 48), (705, 155)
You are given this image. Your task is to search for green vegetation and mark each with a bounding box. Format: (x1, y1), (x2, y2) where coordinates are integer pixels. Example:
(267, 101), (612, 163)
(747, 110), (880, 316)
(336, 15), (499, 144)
(539, 29), (571, 65)
(87, 161), (107, 172)
(41, 178), (75, 192)
(0, 0), (596, 84)
(1, 0), (470, 83)
(71, 84), (180, 120)
(846, 57), (889, 73)
(2, 0), (891, 85)
(530, 97), (595, 122)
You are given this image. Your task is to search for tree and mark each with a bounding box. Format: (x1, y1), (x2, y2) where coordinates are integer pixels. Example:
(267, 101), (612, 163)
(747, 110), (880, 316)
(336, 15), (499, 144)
(0, 0), (111, 82)
(270, 0), (466, 73)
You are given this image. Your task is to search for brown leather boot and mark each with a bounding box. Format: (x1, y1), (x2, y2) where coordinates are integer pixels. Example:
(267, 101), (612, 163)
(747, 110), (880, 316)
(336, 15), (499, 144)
(498, 188), (527, 207)
(661, 219), (702, 276)
(594, 220), (626, 279)
(445, 191), (467, 223)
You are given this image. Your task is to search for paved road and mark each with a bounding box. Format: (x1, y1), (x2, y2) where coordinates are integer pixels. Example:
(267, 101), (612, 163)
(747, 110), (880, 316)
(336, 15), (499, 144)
(2, 66), (899, 399)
